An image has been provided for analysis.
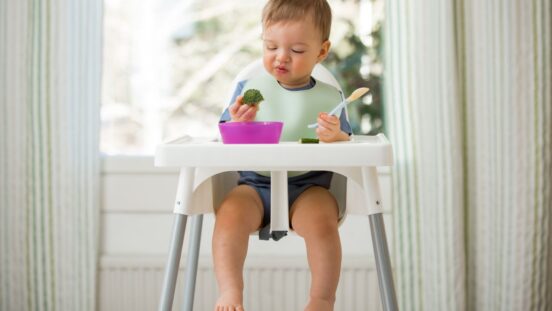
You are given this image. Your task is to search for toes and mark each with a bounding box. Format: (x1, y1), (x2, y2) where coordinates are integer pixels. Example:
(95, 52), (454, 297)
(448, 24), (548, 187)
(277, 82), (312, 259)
(215, 304), (244, 311)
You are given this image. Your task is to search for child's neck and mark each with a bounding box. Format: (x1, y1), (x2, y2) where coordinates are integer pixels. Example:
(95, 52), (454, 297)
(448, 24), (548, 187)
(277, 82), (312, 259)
(277, 77), (315, 90)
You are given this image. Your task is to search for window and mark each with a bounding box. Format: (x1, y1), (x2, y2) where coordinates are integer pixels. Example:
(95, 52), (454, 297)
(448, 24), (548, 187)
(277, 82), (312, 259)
(101, 0), (383, 155)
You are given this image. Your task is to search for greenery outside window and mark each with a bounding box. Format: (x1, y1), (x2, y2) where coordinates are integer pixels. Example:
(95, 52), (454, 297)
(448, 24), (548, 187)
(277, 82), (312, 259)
(102, 0), (383, 154)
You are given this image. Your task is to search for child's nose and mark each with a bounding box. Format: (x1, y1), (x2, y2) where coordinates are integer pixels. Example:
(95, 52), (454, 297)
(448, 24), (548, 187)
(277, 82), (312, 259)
(276, 51), (290, 63)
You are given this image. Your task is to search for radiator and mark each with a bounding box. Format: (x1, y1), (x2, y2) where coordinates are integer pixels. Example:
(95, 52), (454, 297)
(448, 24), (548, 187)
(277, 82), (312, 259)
(98, 256), (383, 311)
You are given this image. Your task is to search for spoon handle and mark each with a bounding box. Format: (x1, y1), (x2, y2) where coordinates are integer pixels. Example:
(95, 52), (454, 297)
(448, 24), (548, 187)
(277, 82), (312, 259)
(327, 99), (348, 116)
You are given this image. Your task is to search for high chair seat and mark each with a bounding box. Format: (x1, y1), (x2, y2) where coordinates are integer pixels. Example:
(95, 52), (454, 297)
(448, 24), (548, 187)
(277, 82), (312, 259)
(155, 61), (398, 311)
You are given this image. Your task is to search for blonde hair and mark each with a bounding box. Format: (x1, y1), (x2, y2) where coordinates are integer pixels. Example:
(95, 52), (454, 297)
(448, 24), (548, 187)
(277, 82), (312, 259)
(262, 0), (332, 41)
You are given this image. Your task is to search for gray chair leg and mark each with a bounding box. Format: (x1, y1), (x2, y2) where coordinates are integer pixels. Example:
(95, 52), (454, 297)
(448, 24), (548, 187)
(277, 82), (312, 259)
(159, 214), (189, 311)
(369, 213), (399, 311)
(182, 215), (204, 311)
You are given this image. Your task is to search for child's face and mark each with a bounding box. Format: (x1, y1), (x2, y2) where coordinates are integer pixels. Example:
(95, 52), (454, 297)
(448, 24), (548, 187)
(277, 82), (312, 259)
(262, 17), (330, 89)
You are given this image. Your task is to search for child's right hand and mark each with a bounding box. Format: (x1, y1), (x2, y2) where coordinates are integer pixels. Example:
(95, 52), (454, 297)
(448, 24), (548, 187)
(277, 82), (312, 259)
(229, 95), (259, 122)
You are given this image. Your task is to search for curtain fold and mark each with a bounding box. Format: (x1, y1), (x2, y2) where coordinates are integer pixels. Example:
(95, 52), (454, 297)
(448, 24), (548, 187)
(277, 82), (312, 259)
(0, 1), (102, 310)
(385, 0), (551, 310)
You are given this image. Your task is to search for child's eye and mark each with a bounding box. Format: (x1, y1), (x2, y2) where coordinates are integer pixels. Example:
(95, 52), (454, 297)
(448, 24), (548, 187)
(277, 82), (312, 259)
(266, 46), (277, 51)
(291, 49), (305, 54)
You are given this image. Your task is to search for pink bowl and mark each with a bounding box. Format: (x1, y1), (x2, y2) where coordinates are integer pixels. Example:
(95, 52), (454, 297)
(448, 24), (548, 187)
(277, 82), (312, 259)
(219, 121), (283, 144)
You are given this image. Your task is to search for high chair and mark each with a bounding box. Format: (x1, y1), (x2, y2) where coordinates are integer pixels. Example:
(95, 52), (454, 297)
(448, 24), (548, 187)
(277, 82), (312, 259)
(155, 60), (398, 311)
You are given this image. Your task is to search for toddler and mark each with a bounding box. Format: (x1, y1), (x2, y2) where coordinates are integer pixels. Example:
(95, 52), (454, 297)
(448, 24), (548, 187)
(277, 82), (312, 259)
(214, 1), (351, 310)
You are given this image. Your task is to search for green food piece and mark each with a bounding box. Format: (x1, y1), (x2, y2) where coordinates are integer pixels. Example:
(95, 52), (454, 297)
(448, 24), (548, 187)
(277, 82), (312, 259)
(242, 89), (264, 106)
(299, 138), (319, 144)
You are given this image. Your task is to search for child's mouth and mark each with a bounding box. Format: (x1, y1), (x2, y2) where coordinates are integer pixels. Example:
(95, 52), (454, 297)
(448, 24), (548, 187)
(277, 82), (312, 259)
(276, 66), (288, 74)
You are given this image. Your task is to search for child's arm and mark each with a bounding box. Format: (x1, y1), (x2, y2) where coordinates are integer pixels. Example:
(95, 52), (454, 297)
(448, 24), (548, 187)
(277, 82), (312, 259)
(228, 95), (259, 122)
(315, 112), (351, 142)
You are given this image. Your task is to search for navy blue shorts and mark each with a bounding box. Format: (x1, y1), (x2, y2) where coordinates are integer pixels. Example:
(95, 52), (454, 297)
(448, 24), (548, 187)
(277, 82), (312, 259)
(237, 170), (333, 240)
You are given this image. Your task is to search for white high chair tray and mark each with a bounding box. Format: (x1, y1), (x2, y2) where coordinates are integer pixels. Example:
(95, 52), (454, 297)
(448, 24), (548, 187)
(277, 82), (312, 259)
(154, 133), (393, 169)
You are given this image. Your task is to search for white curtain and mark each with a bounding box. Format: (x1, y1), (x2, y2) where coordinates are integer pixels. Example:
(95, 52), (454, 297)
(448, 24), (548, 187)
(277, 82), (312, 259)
(385, 0), (551, 310)
(0, 1), (102, 310)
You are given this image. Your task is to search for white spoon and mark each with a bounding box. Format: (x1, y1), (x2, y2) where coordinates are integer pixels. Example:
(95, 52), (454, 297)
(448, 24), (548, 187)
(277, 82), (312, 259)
(307, 87), (369, 129)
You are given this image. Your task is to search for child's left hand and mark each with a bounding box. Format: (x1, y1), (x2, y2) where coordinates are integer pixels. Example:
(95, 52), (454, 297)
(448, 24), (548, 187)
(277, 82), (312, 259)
(316, 112), (343, 142)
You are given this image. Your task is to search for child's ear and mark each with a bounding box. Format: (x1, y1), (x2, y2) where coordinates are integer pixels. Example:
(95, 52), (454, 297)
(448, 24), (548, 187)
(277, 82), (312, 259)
(317, 40), (331, 63)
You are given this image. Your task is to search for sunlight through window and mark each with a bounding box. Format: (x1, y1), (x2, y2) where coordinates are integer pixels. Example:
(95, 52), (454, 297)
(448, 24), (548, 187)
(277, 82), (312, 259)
(101, 0), (383, 155)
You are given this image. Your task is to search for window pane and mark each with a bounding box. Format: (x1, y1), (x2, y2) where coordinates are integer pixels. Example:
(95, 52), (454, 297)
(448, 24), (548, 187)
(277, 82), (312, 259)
(101, 0), (384, 155)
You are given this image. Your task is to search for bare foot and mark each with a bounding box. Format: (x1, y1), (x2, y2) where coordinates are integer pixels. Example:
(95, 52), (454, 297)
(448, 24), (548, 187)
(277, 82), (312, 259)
(304, 297), (333, 311)
(214, 290), (245, 311)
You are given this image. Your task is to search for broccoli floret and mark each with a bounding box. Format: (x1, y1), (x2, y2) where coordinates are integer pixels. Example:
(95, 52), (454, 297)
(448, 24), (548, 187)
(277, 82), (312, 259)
(242, 89), (264, 106)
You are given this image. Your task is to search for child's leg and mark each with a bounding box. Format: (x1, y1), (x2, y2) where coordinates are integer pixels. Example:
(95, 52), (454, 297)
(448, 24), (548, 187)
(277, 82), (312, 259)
(290, 186), (341, 311)
(212, 185), (263, 311)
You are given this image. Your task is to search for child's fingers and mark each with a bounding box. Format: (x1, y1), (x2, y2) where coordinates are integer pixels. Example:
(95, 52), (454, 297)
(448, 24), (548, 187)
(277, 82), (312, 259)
(241, 106), (258, 120)
(316, 113), (342, 142)
(234, 104), (258, 121)
(319, 112), (339, 125)
(316, 120), (334, 134)
(229, 94), (259, 121)
(229, 103), (240, 116)
(317, 114), (339, 132)
(229, 104), (238, 115)
(237, 104), (252, 116)
(316, 126), (334, 142)
(315, 126), (325, 136)
(229, 95), (244, 115)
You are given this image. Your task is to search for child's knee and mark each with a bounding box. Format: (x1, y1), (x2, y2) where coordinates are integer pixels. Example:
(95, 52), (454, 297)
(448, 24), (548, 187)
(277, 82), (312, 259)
(302, 222), (338, 238)
(216, 188), (263, 231)
(291, 189), (339, 225)
(292, 210), (339, 238)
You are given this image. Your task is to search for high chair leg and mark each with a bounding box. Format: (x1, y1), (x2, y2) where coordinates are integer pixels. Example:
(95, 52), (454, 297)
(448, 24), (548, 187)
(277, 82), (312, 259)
(369, 213), (398, 311)
(159, 214), (188, 311)
(361, 166), (398, 311)
(159, 167), (195, 311)
(182, 215), (203, 311)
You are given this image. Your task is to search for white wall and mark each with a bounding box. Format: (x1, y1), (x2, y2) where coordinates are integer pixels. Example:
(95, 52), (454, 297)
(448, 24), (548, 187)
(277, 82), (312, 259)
(99, 156), (393, 310)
